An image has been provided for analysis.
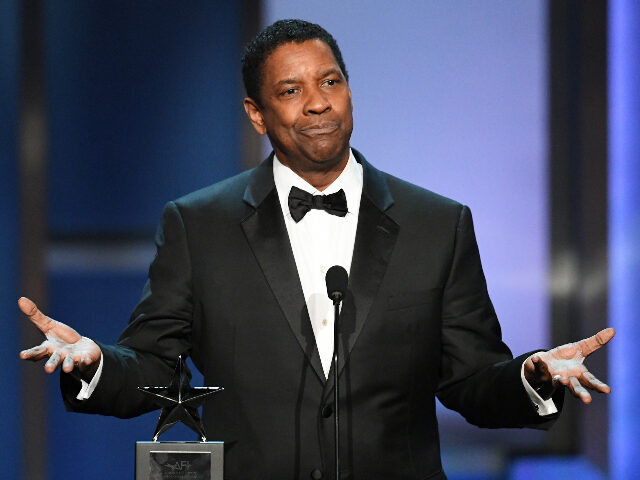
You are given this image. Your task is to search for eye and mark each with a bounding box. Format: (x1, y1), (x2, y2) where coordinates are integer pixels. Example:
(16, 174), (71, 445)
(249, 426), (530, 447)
(280, 87), (299, 97)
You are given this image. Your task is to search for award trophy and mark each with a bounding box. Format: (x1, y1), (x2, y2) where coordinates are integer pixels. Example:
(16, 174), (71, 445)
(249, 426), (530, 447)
(135, 356), (224, 479)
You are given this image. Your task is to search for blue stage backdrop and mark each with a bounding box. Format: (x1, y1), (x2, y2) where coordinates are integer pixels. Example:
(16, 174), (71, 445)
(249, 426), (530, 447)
(45, 1), (244, 235)
(42, 2), (245, 479)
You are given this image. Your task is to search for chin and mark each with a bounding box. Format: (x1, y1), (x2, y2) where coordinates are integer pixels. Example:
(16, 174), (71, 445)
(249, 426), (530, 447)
(307, 141), (350, 165)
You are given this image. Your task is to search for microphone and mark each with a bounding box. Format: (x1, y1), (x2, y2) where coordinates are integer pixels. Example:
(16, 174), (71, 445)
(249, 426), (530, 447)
(325, 265), (348, 303)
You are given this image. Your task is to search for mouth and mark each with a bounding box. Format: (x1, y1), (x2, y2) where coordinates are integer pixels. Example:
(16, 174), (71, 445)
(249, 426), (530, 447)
(300, 123), (339, 135)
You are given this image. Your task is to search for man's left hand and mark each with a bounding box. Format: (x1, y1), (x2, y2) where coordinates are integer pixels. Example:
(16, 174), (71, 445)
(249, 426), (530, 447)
(524, 328), (615, 404)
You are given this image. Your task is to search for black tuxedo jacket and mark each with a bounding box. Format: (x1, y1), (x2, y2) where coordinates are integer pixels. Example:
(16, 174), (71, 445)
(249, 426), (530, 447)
(63, 150), (562, 480)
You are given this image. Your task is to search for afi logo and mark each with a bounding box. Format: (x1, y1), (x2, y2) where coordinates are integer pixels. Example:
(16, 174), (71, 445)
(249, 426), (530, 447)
(165, 460), (192, 472)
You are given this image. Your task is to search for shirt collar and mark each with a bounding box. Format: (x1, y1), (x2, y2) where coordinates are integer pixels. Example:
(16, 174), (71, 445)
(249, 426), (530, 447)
(273, 148), (363, 217)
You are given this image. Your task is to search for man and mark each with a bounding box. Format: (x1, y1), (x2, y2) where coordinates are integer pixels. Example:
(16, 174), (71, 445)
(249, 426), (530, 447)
(20, 19), (614, 479)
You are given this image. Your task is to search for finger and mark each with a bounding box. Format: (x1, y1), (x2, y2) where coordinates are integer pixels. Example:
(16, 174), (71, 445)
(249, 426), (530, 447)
(578, 328), (616, 357)
(579, 371), (611, 394)
(79, 354), (96, 367)
(69, 349), (94, 368)
(530, 355), (552, 382)
(19, 344), (49, 360)
(70, 350), (95, 370)
(553, 375), (569, 387)
(20, 342), (47, 360)
(62, 354), (76, 373)
(569, 376), (592, 403)
(44, 351), (63, 373)
(18, 297), (53, 333)
(19, 298), (82, 344)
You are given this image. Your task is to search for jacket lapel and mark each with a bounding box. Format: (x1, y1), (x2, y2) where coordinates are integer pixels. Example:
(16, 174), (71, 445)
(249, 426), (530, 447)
(240, 155), (326, 384)
(324, 150), (400, 395)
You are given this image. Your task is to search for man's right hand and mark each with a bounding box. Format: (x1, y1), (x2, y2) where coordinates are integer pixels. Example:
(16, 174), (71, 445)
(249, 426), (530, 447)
(18, 297), (102, 380)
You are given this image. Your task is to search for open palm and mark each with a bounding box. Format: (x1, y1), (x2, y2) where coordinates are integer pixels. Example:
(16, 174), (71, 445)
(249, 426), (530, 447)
(18, 297), (101, 376)
(524, 328), (615, 403)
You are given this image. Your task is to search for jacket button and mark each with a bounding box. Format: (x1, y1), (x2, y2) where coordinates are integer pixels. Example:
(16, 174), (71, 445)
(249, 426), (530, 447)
(311, 468), (323, 479)
(321, 405), (333, 418)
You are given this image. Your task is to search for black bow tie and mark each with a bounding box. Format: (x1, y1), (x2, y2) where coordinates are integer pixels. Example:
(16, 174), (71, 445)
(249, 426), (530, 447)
(288, 186), (348, 223)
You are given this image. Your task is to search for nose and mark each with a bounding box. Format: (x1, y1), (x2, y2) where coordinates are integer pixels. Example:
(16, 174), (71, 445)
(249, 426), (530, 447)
(304, 86), (331, 115)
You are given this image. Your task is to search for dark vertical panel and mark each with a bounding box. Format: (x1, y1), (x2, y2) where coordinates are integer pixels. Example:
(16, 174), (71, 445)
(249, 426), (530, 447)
(19, 0), (49, 478)
(549, 0), (608, 470)
(240, 0), (264, 169)
(0, 1), (21, 479)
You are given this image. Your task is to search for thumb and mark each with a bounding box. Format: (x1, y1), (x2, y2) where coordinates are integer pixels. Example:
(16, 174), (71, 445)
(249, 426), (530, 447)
(18, 297), (52, 332)
(18, 296), (81, 344)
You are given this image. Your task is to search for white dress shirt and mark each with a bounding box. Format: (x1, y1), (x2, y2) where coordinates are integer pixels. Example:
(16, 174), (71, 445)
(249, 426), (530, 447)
(273, 150), (363, 378)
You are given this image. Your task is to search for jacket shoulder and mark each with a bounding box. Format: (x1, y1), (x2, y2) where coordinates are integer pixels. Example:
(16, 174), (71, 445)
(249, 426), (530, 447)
(155, 168), (259, 230)
(173, 168), (254, 211)
(384, 172), (464, 216)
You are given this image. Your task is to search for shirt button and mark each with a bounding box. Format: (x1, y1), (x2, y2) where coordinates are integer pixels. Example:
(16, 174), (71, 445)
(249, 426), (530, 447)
(321, 405), (333, 418)
(322, 318), (328, 326)
(311, 468), (323, 479)
(320, 265), (325, 273)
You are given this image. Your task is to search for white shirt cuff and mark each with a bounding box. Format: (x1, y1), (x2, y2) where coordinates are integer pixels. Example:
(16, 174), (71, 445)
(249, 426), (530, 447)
(521, 357), (558, 416)
(76, 353), (104, 400)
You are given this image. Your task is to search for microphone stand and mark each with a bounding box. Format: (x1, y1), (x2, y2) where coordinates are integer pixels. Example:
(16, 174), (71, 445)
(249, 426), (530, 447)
(326, 265), (347, 480)
(332, 295), (341, 480)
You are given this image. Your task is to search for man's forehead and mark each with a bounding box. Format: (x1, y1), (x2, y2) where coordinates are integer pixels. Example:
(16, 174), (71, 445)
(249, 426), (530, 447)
(263, 39), (339, 78)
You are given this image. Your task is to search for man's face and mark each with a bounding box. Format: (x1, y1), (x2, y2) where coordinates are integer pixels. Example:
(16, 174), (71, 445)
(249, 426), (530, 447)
(244, 39), (353, 175)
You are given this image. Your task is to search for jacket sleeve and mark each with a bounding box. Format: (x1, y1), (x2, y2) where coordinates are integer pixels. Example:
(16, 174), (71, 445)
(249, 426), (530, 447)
(435, 205), (563, 428)
(61, 201), (195, 418)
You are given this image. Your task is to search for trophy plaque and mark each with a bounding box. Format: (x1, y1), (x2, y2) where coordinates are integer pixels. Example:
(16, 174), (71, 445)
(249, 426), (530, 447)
(135, 356), (224, 479)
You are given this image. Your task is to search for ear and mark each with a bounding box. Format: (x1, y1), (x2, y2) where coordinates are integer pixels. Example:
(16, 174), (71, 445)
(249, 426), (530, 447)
(244, 98), (267, 135)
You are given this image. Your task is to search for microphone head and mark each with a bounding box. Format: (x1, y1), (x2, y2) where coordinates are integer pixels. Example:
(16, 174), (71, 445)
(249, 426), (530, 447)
(325, 265), (348, 301)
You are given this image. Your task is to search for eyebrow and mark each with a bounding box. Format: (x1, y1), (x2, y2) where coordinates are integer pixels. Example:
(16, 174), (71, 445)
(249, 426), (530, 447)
(275, 78), (299, 87)
(318, 68), (342, 78)
(273, 68), (343, 88)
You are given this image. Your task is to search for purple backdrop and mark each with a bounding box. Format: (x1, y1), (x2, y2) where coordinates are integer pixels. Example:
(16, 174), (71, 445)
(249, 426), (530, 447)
(262, 1), (548, 373)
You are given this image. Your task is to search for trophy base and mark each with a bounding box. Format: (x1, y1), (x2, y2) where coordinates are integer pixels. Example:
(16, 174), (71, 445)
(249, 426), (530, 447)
(135, 441), (223, 480)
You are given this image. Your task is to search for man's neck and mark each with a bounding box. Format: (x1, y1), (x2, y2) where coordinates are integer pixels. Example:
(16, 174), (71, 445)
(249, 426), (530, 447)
(275, 150), (350, 192)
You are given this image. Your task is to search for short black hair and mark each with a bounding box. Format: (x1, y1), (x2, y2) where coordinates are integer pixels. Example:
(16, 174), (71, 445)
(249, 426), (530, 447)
(242, 19), (349, 105)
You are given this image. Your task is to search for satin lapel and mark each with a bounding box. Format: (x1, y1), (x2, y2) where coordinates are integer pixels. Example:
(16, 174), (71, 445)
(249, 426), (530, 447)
(241, 157), (325, 384)
(324, 153), (399, 397)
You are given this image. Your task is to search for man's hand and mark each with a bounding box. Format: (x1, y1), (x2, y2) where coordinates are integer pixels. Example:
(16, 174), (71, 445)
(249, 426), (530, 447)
(524, 328), (615, 404)
(18, 297), (101, 380)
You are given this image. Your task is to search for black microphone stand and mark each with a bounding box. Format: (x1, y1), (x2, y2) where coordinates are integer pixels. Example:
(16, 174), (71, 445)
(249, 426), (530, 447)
(332, 295), (341, 480)
(326, 265), (347, 480)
